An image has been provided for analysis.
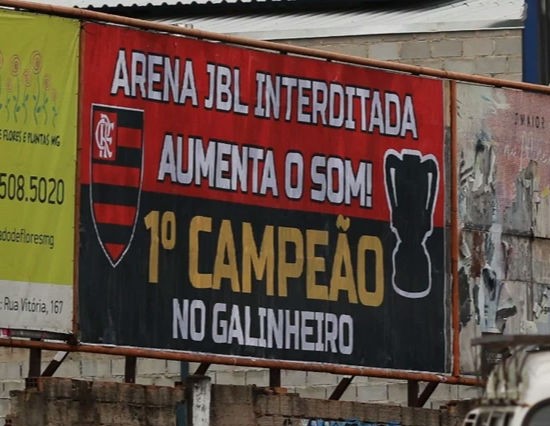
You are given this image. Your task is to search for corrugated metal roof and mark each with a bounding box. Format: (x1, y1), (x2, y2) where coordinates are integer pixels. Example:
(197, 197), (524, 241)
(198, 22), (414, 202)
(18, 0), (524, 40)
(151, 0), (525, 40)
(21, 0), (296, 7)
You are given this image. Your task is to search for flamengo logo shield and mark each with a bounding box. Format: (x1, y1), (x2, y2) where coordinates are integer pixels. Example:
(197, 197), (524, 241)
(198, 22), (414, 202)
(90, 104), (144, 267)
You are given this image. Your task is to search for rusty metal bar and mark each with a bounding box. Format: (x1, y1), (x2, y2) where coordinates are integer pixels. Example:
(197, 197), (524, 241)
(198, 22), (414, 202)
(0, 337), (482, 386)
(194, 363), (211, 376)
(1, 0), (550, 95)
(407, 380), (419, 407)
(417, 382), (439, 408)
(124, 355), (137, 383)
(269, 368), (281, 388)
(329, 376), (354, 400)
(72, 53), (83, 338)
(41, 351), (69, 377)
(450, 80), (461, 377)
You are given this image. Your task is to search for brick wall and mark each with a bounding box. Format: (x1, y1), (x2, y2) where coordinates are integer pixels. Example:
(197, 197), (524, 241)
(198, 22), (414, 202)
(4, 378), (473, 426)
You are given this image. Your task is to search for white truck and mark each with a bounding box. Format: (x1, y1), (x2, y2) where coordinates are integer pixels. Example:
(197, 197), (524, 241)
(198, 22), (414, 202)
(462, 335), (550, 426)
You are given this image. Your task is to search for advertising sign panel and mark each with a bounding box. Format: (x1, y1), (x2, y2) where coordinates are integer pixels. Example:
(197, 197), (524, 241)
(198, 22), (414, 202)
(79, 22), (447, 371)
(457, 83), (550, 373)
(0, 10), (79, 333)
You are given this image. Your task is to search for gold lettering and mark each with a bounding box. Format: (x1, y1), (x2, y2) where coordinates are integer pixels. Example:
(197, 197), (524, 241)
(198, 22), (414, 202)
(213, 219), (240, 292)
(242, 223), (274, 295)
(277, 226), (303, 297)
(329, 232), (358, 303)
(189, 215), (212, 288)
(306, 229), (329, 300)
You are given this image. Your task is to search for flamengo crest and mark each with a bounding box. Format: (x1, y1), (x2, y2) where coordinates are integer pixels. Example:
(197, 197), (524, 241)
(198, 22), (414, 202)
(89, 104), (144, 267)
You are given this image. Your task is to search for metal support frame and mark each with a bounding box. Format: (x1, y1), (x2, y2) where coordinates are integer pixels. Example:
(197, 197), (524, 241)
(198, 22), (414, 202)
(28, 346), (41, 378)
(269, 368), (281, 388)
(41, 351), (69, 377)
(407, 380), (419, 407)
(418, 382), (439, 408)
(407, 380), (439, 407)
(124, 356), (137, 383)
(194, 363), (211, 376)
(450, 80), (461, 378)
(329, 376), (354, 400)
(0, 337), (481, 386)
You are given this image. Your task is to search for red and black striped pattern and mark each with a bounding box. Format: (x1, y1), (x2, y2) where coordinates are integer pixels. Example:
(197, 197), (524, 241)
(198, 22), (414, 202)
(90, 104), (144, 266)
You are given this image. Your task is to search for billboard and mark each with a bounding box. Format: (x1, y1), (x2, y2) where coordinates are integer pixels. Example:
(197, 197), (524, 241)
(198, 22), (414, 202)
(457, 83), (550, 373)
(78, 22), (447, 371)
(0, 10), (79, 333)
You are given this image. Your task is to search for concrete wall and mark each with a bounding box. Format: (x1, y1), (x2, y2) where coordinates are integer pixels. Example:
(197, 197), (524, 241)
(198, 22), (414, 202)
(278, 29), (523, 81)
(0, 348), (483, 424)
(5, 377), (184, 426)
(4, 378), (473, 426)
(1, 26), (522, 423)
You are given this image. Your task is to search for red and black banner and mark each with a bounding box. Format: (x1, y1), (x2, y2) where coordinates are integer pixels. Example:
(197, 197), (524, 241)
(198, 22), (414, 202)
(78, 22), (448, 372)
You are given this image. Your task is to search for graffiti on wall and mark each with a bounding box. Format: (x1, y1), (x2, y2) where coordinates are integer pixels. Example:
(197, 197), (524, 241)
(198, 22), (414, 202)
(457, 84), (550, 373)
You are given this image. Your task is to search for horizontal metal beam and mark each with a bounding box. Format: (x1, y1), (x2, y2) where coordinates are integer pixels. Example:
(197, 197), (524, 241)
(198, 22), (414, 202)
(1, 0), (550, 95)
(0, 337), (482, 386)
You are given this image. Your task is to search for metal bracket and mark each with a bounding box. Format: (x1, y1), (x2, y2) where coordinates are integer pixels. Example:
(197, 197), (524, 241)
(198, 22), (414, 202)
(41, 351), (69, 377)
(194, 363), (211, 376)
(407, 380), (438, 407)
(329, 376), (354, 400)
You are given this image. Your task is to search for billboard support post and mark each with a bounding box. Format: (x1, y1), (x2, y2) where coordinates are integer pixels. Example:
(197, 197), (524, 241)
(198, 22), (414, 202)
(28, 340), (41, 379)
(407, 381), (419, 407)
(269, 369), (281, 388)
(450, 80), (461, 377)
(124, 356), (137, 384)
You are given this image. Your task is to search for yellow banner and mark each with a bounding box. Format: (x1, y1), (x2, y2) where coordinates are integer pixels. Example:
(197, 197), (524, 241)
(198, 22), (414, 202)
(0, 10), (79, 332)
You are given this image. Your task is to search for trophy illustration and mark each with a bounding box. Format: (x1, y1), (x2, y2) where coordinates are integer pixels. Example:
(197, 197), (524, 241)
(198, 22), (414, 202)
(384, 149), (439, 299)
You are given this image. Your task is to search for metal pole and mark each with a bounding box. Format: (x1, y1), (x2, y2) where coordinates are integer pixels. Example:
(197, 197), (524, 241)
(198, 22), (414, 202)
(450, 80), (461, 377)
